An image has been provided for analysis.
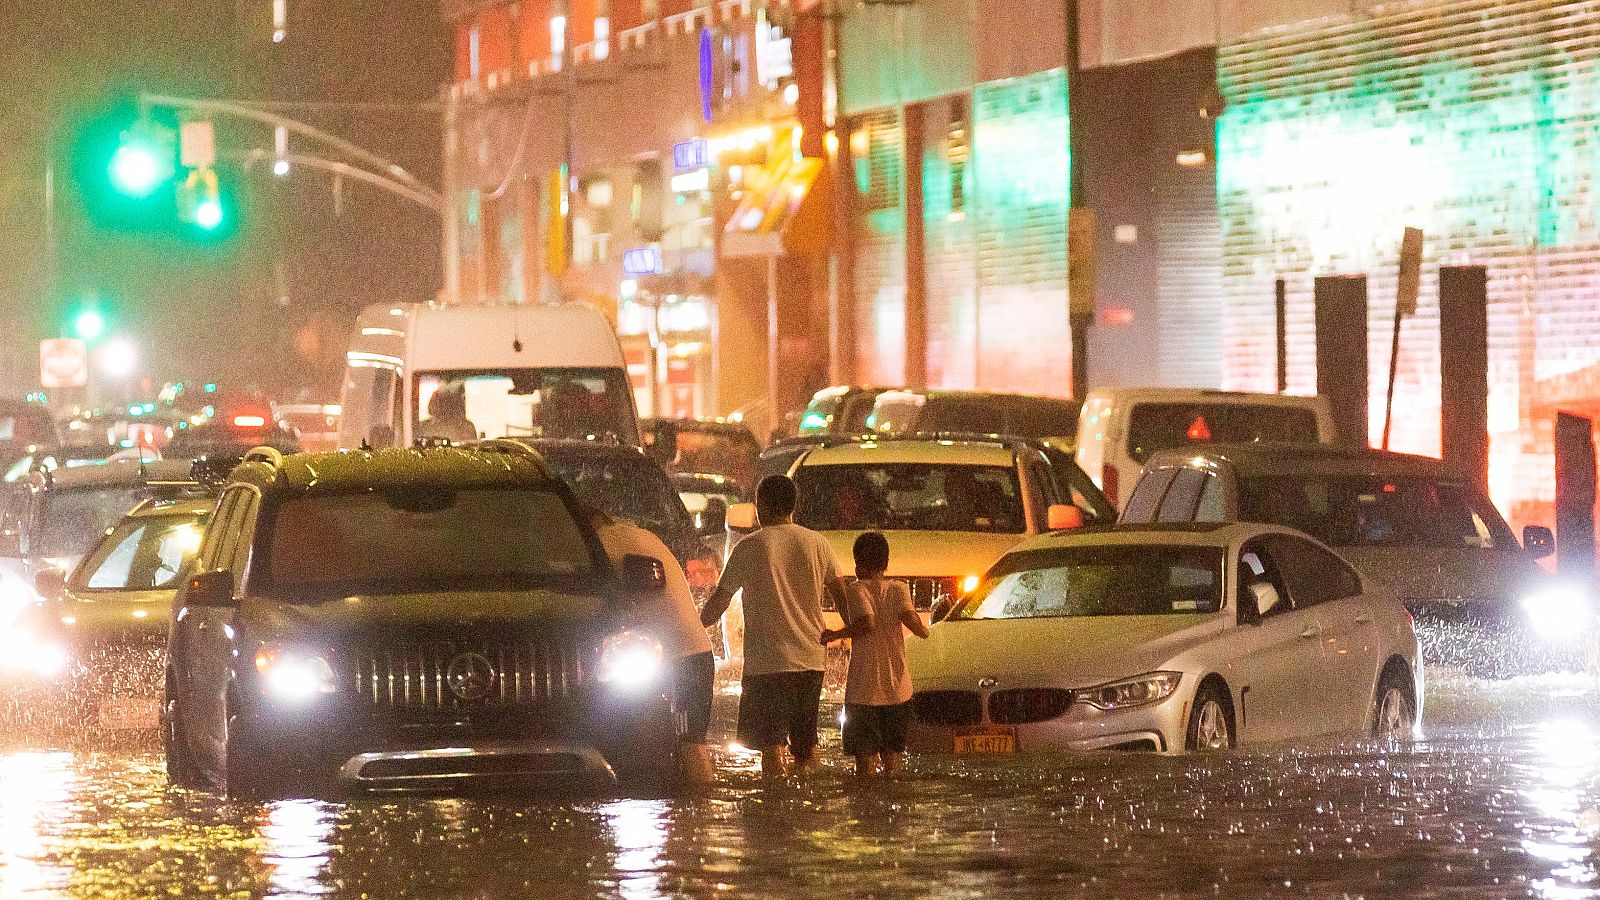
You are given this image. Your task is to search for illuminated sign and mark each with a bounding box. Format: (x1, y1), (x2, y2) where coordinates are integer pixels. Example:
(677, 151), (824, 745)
(674, 139), (710, 170)
(622, 247), (663, 276)
(671, 169), (709, 193)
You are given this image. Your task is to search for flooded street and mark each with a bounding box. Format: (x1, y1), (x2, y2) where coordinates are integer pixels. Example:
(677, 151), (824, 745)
(0, 672), (1594, 899)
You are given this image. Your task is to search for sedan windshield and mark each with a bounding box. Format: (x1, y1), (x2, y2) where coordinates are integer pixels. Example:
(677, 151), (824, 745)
(1237, 475), (1517, 550)
(948, 546), (1224, 620)
(795, 463), (1025, 534)
(71, 512), (207, 591)
(265, 488), (596, 593)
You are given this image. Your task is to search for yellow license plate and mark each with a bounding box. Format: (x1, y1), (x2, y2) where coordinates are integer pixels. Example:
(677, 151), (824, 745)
(954, 729), (1016, 753)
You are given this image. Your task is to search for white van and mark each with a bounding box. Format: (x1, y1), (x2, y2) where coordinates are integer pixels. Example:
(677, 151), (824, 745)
(338, 303), (640, 449)
(1075, 388), (1337, 507)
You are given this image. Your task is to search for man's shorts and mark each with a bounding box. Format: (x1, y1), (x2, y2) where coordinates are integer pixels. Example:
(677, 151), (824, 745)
(674, 651), (716, 744)
(842, 701), (911, 756)
(736, 669), (826, 758)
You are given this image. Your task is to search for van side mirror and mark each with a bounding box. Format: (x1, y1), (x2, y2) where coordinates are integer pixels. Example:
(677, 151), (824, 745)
(186, 570), (237, 609)
(1047, 504), (1085, 531)
(726, 502), (757, 531)
(34, 568), (67, 602)
(621, 554), (667, 594)
(697, 497), (727, 536)
(1523, 525), (1555, 560)
(0, 531), (19, 558)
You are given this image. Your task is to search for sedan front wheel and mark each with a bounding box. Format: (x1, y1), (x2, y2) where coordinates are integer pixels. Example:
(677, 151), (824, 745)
(1185, 683), (1235, 751)
(1373, 670), (1415, 740)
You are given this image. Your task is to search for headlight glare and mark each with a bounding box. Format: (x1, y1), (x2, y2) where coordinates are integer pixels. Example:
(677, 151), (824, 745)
(255, 646), (336, 700)
(598, 629), (664, 690)
(1082, 671), (1182, 710)
(1521, 583), (1595, 641)
(0, 627), (67, 679)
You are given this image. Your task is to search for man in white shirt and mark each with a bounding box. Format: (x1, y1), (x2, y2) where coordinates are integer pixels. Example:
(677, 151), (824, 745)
(701, 475), (847, 776)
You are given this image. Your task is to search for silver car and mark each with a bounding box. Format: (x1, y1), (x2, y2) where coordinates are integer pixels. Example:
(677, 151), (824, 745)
(904, 523), (1423, 755)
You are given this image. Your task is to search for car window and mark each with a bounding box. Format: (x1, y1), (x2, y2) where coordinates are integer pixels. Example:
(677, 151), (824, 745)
(1126, 403), (1321, 464)
(1237, 541), (1292, 623)
(1120, 468), (1178, 523)
(545, 454), (694, 542)
(1196, 474), (1226, 523)
(75, 513), (207, 591)
(199, 490), (243, 572)
(948, 545), (1224, 620)
(1237, 474), (1509, 549)
(1157, 469), (1207, 522)
(1263, 534), (1363, 608)
(229, 492), (260, 591)
(794, 463), (1026, 534)
(1006, 398), (1080, 440)
(34, 488), (145, 561)
(1025, 455), (1060, 525)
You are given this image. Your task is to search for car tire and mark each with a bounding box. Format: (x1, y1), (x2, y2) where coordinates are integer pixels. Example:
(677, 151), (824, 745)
(1185, 682), (1235, 752)
(1372, 667), (1415, 740)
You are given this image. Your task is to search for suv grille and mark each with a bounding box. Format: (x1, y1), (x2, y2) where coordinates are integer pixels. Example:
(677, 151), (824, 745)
(911, 690), (983, 727)
(348, 637), (591, 710)
(988, 688), (1075, 725)
(827, 576), (957, 612)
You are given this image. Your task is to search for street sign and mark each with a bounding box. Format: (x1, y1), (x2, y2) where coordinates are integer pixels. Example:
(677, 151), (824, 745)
(673, 139), (710, 170)
(622, 246), (663, 276)
(180, 120), (216, 169)
(39, 338), (88, 388)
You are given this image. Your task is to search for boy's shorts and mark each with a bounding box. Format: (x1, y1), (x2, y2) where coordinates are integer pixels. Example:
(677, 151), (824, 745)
(842, 701), (912, 756)
(674, 651), (716, 744)
(736, 669), (825, 758)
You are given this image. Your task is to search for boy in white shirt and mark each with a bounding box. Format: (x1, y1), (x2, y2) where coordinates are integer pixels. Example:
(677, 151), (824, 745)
(821, 532), (930, 777)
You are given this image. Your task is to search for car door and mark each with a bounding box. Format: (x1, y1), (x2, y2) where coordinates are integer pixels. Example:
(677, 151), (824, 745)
(1225, 540), (1332, 744)
(176, 487), (247, 765)
(1266, 534), (1375, 730)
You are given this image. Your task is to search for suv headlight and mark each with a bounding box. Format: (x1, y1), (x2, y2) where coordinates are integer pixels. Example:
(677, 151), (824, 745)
(598, 629), (664, 690)
(0, 626), (67, 679)
(1521, 584), (1595, 641)
(1081, 671), (1182, 710)
(254, 646), (336, 700)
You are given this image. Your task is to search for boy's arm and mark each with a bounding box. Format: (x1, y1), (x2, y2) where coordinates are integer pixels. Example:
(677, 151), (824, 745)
(823, 607), (875, 643)
(896, 583), (931, 638)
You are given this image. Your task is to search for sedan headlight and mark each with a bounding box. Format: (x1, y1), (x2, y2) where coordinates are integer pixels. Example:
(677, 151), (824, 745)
(1081, 671), (1182, 710)
(598, 629), (664, 690)
(0, 627), (67, 679)
(1521, 584), (1595, 641)
(254, 646), (336, 701)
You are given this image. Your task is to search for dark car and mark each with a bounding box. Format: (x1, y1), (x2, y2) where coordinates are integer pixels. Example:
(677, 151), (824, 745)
(870, 389), (1081, 443)
(162, 444), (682, 798)
(0, 399), (61, 473)
(164, 418), (302, 459)
(796, 385), (893, 438)
(642, 418), (761, 497)
(1119, 442), (1569, 674)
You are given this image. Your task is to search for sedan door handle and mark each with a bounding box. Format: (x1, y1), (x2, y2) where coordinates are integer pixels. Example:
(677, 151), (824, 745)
(1300, 625), (1320, 639)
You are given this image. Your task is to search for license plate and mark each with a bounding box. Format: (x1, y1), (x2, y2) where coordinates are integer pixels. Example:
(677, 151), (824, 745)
(954, 727), (1016, 754)
(98, 697), (159, 730)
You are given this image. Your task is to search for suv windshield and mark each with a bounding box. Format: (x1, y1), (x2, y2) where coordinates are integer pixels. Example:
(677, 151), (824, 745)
(36, 488), (147, 561)
(71, 511), (207, 591)
(266, 488), (596, 593)
(949, 546), (1224, 620)
(795, 463), (1025, 534)
(416, 368), (638, 446)
(1238, 474), (1518, 550)
(1127, 403), (1320, 463)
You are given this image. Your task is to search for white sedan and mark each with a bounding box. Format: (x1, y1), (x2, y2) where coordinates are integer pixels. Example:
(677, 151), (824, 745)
(906, 522), (1423, 754)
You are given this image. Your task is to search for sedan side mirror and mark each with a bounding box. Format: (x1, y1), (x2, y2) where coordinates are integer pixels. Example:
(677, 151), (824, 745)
(620, 554), (667, 595)
(34, 568), (67, 602)
(697, 497), (728, 536)
(1249, 582), (1283, 618)
(1047, 504), (1085, 531)
(186, 570), (237, 609)
(726, 502), (757, 531)
(1523, 525), (1555, 560)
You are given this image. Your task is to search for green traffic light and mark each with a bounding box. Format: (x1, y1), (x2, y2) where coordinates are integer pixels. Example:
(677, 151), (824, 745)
(193, 197), (224, 230)
(73, 309), (106, 341)
(108, 143), (165, 197)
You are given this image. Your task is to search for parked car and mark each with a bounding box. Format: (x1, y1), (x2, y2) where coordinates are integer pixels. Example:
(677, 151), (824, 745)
(870, 390), (1080, 443)
(1075, 388), (1337, 507)
(163, 444), (683, 797)
(642, 417), (761, 497)
(797, 385), (894, 437)
(670, 472), (741, 533)
(906, 522), (1423, 755)
(6, 497), (213, 732)
(0, 399), (60, 474)
(1119, 442), (1571, 674)
(746, 436), (1114, 630)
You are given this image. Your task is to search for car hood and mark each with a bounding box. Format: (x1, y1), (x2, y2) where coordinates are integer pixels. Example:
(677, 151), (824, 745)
(819, 530), (1028, 579)
(907, 614), (1226, 690)
(58, 587), (175, 629)
(242, 589), (611, 641)
(1335, 545), (1547, 602)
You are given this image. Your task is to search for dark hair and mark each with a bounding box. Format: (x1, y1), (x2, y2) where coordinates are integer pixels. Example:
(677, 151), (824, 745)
(853, 531), (890, 574)
(756, 474), (797, 517)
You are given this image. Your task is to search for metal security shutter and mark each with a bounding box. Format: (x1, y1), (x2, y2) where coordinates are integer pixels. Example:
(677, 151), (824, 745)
(922, 94), (979, 388)
(1154, 164), (1222, 387)
(1216, 0), (1600, 524)
(851, 110), (907, 386)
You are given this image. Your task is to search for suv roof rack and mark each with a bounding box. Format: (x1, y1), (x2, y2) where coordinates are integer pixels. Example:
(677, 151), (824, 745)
(241, 446), (285, 468)
(467, 438), (557, 475)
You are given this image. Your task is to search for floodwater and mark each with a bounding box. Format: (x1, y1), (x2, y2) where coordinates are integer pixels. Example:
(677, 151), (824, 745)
(1, 672), (1597, 899)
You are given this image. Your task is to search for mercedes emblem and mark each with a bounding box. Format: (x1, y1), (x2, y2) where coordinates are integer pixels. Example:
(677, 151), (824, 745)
(446, 652), (497, 701)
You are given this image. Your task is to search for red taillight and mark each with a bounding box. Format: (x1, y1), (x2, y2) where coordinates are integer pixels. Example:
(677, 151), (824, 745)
(232, 414), (267, 428)
(686, 557), (720, 595)
(1101, 464), (1120, 506)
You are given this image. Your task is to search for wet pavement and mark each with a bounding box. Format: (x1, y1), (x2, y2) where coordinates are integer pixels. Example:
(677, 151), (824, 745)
(1, 671), (1597, 899)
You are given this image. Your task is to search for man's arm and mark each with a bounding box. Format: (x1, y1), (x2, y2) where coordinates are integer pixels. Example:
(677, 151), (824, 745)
(823, 575), (849, 614)
(700, 585), (733, 628)
(822, 604), (874, 644)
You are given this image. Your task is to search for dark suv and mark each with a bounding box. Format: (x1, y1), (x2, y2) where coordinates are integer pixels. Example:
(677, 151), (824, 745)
(162, 445), (680, 797)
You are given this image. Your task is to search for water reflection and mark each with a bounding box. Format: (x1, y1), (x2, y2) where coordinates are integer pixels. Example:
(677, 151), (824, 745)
(261, 798), (337, 899)
(1524, 717), (1600, 899)
(602, 799), (670, 899)
(0, 751), (74, 898)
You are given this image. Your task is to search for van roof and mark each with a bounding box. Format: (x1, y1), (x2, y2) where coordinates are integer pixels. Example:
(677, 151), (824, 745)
(1144, 441), (1457, 479)
(355, 303), (625, 370)
(1083, 387), (1327, 407)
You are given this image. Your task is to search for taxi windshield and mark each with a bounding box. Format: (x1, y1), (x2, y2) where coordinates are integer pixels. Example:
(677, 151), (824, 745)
(795, 463), (1025, 534)
(948, 545), (1224, 620)
(71, 511), (208, 591)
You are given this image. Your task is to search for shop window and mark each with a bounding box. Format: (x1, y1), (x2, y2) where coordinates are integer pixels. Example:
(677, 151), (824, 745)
(947, 97), (969, 218)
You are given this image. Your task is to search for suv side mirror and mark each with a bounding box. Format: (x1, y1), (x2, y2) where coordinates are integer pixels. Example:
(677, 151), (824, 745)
(726, 502), (757, 531)
(697, 497), (728, 536)
(186, 570), (237, 608)
(645, 427), (677, 467)
(34, 568), (67, 602)
(621, 554), (667, 594)
(1047, 504), (1085, 531)
(1523, 525), (1555, 560)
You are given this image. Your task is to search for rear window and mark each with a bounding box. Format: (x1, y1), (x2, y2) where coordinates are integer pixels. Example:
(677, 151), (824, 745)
(36, 488), (147, 560)
(1126, 403), (1320, 463)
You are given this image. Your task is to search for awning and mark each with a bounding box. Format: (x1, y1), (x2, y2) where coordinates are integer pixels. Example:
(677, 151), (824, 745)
(721, 153), (831, 258)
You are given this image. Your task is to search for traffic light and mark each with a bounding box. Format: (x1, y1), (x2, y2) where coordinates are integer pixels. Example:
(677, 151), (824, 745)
(75, 101), (237, 241)
(179, 168), (225, 231)
(72, 308), (106, 341)
(108, 120), (176, 198)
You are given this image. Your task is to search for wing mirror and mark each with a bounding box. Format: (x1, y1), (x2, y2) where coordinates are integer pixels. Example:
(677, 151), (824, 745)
(1047, 504), (1085, 531)
(726, 502), (758, 531)
(697, 496), (728, 536)
(34, 568), (67, 602)
(621, 554), (667, 595)
(186, 570), (237, 609)
(1523, 525), (1555, 561)
(1249, 582), (1283, 618)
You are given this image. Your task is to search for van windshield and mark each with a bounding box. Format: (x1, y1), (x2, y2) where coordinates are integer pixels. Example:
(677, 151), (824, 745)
(1126, 403), (1320, 463)
(416, 368), (639, 446)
